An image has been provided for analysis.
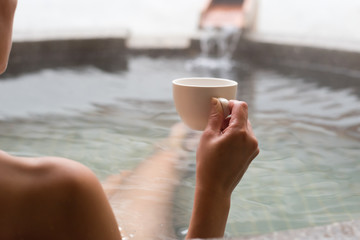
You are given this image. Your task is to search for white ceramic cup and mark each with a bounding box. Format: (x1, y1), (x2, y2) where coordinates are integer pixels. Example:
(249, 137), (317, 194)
(172, 77), (238, 131)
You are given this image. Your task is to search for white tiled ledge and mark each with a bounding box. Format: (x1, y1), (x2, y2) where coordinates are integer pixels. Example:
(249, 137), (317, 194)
(12, 28), (130, 42)
(246, 33), (360, 53)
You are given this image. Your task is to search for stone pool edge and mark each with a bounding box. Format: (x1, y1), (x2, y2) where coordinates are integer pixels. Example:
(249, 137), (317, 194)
(232, 219), (360, 240)
(6, 32), (360, 78)
(6, 38), (128, 75)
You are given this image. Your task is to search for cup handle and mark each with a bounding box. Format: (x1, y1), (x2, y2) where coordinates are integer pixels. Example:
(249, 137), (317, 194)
(217, 98), (230, 118)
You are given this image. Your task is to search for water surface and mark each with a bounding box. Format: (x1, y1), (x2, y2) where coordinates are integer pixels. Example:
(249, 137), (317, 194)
(1, 56), (360, 238)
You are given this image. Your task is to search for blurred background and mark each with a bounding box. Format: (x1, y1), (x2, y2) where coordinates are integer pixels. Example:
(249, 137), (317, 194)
(13, 0), (360, 49)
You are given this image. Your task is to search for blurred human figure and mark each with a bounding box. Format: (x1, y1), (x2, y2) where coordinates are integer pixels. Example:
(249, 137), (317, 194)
(0, 0), (259, 239)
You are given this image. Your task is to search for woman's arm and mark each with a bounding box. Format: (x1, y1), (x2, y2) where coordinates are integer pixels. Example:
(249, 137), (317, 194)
(187, 99), (259, 239)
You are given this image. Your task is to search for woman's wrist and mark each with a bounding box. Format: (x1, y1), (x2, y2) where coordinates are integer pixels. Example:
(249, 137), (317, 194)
(194, 182), (232, 200)
(187, 187), (231, 239)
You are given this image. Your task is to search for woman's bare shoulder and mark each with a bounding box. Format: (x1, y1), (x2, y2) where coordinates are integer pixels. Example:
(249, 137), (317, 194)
(0, 151), (102, 211)
(0, 152), (98, 203)
(32, 156), (121, 239)
(0, 152), (120, 239)
(32, 156), (99, 188)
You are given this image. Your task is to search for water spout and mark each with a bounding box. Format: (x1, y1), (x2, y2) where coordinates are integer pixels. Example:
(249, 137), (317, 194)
(186, 0), (246, 71)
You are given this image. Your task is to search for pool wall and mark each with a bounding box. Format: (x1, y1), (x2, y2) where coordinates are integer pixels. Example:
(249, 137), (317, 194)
(5, 38), (127, 76)
(6, 31), (360, 79)
(234, 36), (360, 77)
(188, 33), (360, 79)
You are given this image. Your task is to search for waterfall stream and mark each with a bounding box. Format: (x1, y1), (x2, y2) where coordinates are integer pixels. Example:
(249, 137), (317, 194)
(187, 26), (242, 71)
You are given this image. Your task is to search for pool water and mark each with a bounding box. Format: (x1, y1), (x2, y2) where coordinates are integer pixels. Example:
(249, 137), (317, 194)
(1, 56), (360, 238)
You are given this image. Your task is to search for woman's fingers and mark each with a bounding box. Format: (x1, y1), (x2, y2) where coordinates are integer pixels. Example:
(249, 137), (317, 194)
(228, 101), (248, 129)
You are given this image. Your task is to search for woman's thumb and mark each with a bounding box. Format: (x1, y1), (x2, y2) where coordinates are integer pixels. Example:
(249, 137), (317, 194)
(206, 98), (224, 132)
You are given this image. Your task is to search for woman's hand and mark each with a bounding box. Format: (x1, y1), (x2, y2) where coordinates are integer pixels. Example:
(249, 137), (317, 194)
(196, 98), (259, 197)
(187, 98), (259, 239)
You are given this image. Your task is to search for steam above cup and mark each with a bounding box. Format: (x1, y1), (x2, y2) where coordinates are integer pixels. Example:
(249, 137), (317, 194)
(172, 77), (238, 131)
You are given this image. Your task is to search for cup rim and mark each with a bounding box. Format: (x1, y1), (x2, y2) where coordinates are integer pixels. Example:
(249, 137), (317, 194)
(172, 77), (237, 88)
